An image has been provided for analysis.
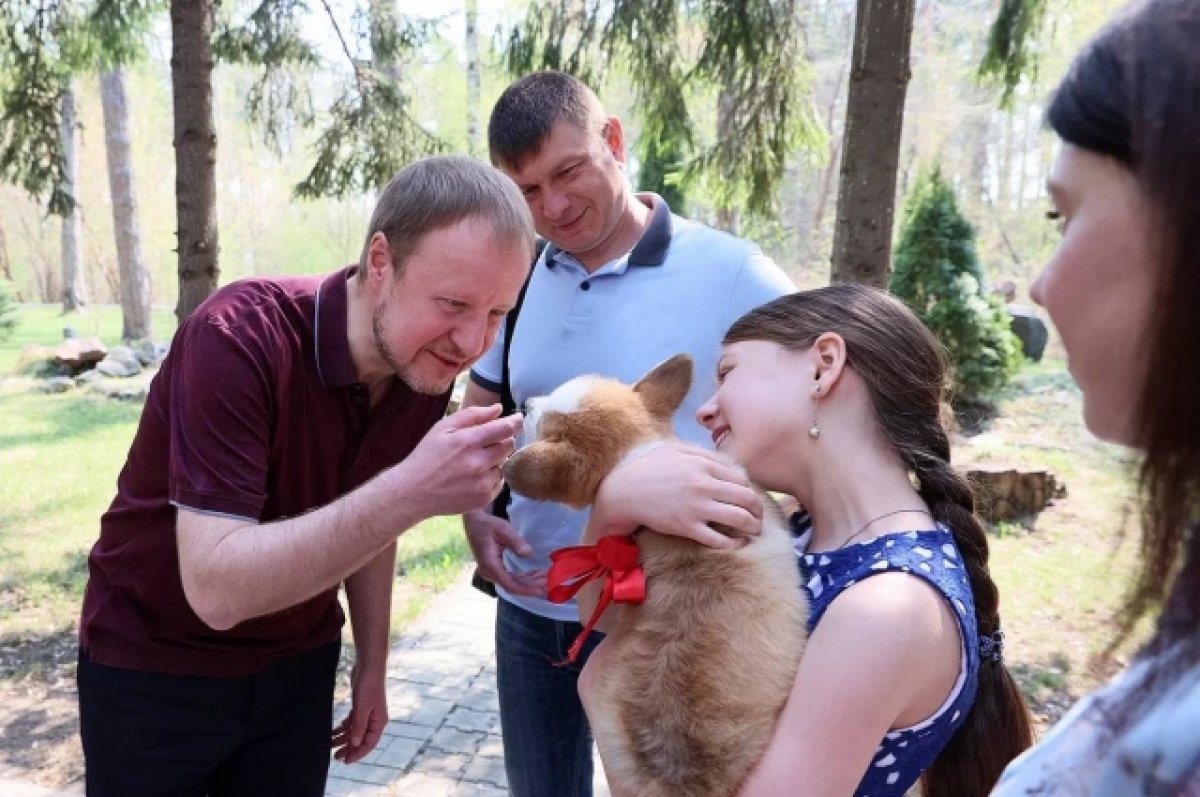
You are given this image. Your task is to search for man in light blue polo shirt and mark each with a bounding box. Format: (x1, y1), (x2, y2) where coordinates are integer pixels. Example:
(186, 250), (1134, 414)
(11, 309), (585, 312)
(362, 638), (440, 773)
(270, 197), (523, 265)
(460, 71), (795, 797)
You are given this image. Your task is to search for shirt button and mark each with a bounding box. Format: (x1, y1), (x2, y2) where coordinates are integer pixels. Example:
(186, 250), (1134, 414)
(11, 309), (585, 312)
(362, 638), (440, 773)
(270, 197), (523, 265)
(580, 281), (591, 291)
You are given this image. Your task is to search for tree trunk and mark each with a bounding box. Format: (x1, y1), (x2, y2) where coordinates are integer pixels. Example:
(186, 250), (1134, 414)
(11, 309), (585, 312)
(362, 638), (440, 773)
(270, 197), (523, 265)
(810, 60), (849, 235)
(171, 0), (220, 323)
(0, 215), (13, 290)
(60, 84), (88, 312)
(997, 109), (1014, 210)
(1041, 122), (1056, 199)
(810, 137), (840, 231)
(715, 86), (738, 234)
(964, 109), (989, 206)
(1015, 96), (1035, 211)
(100, 67), (153, 341)
(830, 0), (917, 288)
(967, 466), (1066, 523)
(465, 0), (481, 156)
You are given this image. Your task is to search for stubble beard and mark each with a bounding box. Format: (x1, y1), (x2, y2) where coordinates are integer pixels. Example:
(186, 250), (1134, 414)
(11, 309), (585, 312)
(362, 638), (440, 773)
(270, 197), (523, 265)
(372, 302), (456, 396)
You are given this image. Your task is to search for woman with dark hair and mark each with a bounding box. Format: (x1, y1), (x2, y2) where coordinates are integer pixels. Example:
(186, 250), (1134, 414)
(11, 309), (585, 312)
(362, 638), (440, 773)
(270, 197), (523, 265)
(991, 0), (1200, 792)
(578, 284), (1033, 796)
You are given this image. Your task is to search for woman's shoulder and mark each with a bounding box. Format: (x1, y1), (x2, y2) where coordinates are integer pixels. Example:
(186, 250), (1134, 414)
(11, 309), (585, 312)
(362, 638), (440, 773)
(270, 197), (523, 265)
(995, 653), (1200, 796)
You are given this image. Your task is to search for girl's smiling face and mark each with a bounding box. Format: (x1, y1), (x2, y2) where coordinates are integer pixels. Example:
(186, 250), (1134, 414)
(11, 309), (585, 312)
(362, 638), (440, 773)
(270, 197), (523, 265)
(695, 340), (818, 492)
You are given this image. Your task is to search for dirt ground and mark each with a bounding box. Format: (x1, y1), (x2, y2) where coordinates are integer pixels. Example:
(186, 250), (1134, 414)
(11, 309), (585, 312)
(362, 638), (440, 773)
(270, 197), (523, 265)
(0, 630), (82, 787)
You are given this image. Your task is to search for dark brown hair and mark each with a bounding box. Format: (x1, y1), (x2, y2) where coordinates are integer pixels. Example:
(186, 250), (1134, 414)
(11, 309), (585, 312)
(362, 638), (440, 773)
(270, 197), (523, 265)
(726, 285), (1033, 796)
(1047, 0), (1200, 701)
(487, 70), (604, 170)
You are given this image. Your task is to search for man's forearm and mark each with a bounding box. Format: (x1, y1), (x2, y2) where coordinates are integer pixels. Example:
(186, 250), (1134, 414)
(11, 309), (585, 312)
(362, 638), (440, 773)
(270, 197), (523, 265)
(182, 400), (518, 631)
(181, 465), (427, 630)
(346, 543), (397, 674)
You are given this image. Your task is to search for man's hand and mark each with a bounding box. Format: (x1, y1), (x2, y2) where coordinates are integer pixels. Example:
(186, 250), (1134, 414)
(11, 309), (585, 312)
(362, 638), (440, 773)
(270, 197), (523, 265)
(392, 404), (523, 520)
(592, 441), (763, 549)
(332, 661), (387, 764)
(463, 510), (545, 597)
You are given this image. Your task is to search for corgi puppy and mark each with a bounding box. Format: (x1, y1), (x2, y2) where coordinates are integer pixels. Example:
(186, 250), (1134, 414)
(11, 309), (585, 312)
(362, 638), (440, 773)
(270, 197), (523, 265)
(503, 354), (808, 797)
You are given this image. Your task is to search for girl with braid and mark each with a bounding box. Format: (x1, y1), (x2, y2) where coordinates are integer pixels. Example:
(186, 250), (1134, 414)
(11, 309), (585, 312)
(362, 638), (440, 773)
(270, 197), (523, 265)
(992, 1), (1200, 793)
(578, 285), (1032, 796)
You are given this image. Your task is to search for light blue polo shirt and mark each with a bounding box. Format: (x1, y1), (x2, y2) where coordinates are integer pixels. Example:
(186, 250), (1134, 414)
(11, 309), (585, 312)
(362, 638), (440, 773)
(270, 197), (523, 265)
(470, 194), (795, 621)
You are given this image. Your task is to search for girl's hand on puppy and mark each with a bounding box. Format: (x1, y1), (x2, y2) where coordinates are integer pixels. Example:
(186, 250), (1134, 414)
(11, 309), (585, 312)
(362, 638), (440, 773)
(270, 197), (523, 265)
(591, 441), (762, 550)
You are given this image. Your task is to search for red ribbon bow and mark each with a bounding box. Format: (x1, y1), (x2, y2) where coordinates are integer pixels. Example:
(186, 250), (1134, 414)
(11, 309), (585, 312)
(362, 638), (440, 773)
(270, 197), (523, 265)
(546, 535), (646, 665)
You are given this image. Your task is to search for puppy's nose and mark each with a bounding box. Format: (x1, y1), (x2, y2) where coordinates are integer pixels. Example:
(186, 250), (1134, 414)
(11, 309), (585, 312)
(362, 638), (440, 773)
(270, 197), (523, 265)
(520, 399), (543, 443)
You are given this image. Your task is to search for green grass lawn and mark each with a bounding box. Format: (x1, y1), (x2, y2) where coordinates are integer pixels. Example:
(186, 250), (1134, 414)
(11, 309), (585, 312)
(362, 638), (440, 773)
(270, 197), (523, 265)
(0, 391), (144, 637)
(0, 307), (474, 651)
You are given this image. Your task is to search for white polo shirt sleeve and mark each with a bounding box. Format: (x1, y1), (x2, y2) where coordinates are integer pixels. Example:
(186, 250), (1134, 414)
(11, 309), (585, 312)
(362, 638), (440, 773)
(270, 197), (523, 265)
(724, 248), (796, 329)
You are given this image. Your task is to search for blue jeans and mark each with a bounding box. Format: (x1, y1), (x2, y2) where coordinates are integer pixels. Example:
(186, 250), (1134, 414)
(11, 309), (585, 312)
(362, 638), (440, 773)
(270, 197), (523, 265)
(496, 598), (606, 797)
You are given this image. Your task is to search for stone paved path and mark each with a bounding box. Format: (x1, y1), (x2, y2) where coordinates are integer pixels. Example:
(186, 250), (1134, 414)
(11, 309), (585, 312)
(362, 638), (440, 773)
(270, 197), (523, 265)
(325, 571), (609, 797)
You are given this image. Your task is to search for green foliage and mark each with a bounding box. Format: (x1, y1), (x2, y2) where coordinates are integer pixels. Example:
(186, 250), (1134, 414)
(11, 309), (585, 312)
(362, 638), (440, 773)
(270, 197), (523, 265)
(0, 0), (156, 215)
(0, 280), (17, 341)
(0, 1), (79, 215)
(637, 127), (689, 212)
(683, 0), (824, 218)
(891, 167), (1023, 400)
(978, 0), (1049, 109)
(295, 73), (445, 199)
(89, 0), (162, 68)
(293, 9), (444, 197)
(213, 0), (320, 154)
(504, 0), (823, 219)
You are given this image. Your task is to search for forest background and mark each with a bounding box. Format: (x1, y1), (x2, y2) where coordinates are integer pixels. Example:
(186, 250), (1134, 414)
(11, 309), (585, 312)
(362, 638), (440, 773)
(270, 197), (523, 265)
(0, 0), (1125, 308)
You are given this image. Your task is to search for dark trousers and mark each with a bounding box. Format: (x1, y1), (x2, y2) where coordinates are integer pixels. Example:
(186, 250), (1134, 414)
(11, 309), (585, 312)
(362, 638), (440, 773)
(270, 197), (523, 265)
(77, 642), (339, 797)
(495, 598), (606, 797)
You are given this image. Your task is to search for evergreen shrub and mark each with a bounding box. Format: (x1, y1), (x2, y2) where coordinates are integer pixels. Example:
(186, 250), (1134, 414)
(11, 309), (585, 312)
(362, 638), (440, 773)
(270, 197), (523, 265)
(890, 166), (1023, 400)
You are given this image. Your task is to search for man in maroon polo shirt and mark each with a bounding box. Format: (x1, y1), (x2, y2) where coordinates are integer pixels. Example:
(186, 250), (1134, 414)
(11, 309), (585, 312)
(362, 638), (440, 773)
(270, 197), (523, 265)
(76, 155), (535, 796)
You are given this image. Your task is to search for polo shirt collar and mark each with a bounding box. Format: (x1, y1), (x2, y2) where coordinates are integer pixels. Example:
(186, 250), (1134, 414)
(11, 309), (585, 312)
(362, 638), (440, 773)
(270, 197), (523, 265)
(314, 266), (359, 389)
(543, 192), (672, 269)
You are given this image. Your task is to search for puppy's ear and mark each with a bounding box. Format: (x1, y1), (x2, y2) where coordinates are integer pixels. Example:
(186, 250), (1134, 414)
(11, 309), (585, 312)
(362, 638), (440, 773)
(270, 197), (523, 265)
(633, 354), (693, 423)
(502, 440), (603, 508)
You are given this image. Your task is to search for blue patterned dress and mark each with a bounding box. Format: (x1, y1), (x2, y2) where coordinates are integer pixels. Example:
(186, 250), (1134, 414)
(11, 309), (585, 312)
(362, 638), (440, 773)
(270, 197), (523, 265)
(792, 519), (981, 797)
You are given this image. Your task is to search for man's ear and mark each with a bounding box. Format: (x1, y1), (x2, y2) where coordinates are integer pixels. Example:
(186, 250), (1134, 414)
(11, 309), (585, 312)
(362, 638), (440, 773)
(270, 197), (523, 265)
(812, 333), (847, 394)
(502, 440), (601, 508)
(365, 232), (394, 288)
(603, 116), (627, 164)
(633, 354), (693, 423)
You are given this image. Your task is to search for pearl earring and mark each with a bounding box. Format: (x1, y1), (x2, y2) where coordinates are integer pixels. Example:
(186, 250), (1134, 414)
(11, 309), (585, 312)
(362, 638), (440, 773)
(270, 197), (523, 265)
(809, 382), (821, 439)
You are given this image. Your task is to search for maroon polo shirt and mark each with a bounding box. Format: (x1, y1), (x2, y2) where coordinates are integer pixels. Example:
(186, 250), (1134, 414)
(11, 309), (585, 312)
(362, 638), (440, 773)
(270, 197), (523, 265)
(80, 267), (450, 677)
